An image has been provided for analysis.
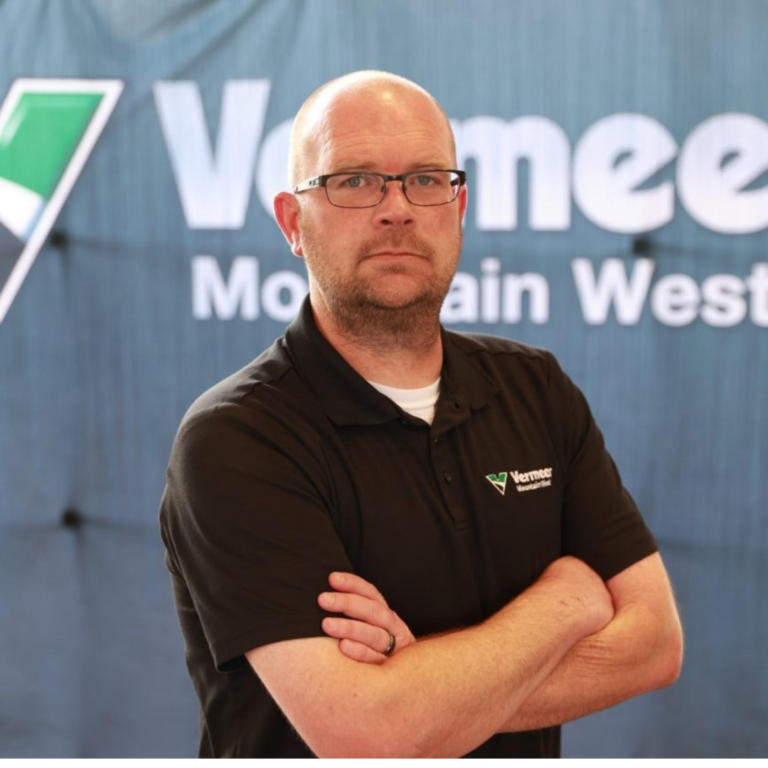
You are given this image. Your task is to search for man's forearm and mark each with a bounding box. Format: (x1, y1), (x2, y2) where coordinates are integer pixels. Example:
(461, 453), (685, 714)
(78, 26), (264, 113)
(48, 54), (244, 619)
(499, 601), (681, 731)
(249, 557), (613, 758)
(499, 553), (684, 732)
(367, 565), (610, 757)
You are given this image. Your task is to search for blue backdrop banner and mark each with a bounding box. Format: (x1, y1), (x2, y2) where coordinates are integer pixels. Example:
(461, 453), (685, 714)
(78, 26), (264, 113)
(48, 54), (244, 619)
(0, 0), (765, 757)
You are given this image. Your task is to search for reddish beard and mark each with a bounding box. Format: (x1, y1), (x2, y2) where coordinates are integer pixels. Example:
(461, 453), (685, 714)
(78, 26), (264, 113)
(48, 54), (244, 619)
(302, 228), (462, 349)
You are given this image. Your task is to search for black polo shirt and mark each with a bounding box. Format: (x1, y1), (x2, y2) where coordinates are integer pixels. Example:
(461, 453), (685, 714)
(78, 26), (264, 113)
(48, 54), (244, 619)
(160, 296), (657, 758)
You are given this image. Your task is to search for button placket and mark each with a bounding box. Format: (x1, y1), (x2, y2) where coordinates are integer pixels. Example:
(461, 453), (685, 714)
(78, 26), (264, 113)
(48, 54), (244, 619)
(429, 428), (470, 528)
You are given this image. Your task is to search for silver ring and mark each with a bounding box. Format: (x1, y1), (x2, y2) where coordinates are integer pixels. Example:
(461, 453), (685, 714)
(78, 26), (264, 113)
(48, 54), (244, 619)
(383, 633), (397, 656)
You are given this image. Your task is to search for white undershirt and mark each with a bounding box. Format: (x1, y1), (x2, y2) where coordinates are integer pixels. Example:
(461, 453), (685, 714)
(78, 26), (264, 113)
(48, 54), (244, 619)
(368, 377), (441, 425)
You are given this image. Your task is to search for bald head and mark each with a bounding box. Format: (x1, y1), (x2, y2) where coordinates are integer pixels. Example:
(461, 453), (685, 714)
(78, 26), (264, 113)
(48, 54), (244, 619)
(288, 71), (456, 186)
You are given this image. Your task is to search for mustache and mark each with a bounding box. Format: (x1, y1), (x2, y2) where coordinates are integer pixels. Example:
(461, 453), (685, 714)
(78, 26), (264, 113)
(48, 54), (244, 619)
(358, 233), (436, 259)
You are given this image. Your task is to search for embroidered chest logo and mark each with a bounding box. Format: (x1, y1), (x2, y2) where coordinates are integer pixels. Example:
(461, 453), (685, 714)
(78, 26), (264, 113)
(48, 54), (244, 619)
(485, 467), (553, 496)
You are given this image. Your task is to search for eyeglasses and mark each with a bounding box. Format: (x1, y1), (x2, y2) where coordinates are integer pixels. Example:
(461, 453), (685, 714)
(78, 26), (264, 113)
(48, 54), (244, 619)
(293, 169), (466, 208)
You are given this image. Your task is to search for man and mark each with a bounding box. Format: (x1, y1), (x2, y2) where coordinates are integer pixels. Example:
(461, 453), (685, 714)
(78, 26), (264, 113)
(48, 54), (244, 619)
(160, 71), (683, 758)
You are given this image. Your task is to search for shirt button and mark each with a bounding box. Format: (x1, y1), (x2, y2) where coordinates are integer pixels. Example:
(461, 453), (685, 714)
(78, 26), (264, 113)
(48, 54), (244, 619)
(433, 436), (439, 444)
(444, 470), (452, 483)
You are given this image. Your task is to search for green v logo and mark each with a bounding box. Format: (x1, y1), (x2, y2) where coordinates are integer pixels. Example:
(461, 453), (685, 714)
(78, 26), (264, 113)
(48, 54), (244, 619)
(0, 79), (123, 324)
(485, 472), (508, 496)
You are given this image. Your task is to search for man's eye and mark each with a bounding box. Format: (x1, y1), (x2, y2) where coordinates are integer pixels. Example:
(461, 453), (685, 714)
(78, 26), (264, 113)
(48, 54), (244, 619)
(340, 175), (369, 188)
(408, 173), (448, 188)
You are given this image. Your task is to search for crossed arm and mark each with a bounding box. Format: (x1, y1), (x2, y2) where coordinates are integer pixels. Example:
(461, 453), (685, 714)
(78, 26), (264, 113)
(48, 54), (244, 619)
(498, 552), (683, 732)
(246, 553), (682, 758)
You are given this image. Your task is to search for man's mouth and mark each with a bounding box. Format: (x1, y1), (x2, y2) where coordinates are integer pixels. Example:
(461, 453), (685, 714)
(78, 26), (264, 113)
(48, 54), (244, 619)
(366, 250), (426, 259)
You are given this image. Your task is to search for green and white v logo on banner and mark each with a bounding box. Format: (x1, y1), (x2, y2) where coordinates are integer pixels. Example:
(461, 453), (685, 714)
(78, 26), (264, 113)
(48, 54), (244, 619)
(0, 79), (123, 324)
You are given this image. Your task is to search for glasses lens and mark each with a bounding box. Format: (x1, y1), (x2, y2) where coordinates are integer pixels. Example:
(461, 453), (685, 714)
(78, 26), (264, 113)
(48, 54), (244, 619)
(404, 171), (461, 205)
(325, 173), (383, 207)
(323, 171), (462, 207)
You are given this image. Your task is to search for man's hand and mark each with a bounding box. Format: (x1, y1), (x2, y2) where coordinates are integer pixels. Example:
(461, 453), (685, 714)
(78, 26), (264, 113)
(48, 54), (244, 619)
(319, 571), (417, 664)
(320, 557), (613, 665)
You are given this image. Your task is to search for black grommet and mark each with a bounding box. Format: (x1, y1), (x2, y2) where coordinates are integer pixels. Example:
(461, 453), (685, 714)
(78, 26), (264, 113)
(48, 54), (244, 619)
(632, 236), (653, 257)
(61, 509), (83, 529)
(49, 231), (68, 248)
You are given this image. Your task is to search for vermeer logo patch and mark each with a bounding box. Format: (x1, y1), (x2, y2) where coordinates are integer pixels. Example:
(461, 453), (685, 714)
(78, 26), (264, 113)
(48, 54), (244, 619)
(0, 79), (122, 324)
(485, 467), (553, 496)
(485, 472), (508, 495)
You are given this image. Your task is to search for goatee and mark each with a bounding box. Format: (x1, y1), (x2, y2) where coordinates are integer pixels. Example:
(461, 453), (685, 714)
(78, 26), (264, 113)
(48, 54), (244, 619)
(305, 231), (460, 353)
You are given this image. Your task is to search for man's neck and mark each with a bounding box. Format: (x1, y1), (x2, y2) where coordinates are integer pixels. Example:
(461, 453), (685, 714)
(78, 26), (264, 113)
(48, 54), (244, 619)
(311, 303), (443, 388)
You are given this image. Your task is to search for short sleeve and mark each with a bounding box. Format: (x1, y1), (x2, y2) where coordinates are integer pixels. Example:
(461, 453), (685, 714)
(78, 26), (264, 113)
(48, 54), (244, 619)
(546, 355), (658, 580)
(160, 401), (353, 671)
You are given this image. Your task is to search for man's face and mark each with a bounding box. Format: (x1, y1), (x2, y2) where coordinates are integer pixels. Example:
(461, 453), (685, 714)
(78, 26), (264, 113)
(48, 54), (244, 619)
(280, 84), (467, 333)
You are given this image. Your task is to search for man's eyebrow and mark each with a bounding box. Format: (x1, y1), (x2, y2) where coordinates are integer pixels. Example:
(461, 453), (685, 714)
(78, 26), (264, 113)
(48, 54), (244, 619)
(328, 162), (378, 172)
(328, 161), (454, 173)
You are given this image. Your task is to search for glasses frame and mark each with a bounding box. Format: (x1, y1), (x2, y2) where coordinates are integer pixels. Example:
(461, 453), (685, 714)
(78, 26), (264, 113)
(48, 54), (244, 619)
(293, 169), (467, 208)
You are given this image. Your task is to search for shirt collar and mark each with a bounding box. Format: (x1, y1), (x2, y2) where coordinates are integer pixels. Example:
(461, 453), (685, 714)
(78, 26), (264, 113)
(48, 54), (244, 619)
(284, 296), (497, 428)
(432, 325), (498, 434)
(284, 297), (400, 425)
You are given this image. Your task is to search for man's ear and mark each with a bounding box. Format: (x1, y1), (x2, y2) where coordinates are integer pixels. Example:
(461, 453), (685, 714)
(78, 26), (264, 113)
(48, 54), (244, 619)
(274, 191), (303, 257)
(457, 183), (468, 225)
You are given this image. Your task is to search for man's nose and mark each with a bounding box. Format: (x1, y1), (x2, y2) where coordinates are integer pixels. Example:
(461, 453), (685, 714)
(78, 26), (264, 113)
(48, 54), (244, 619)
(373, 180), (414, 226)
